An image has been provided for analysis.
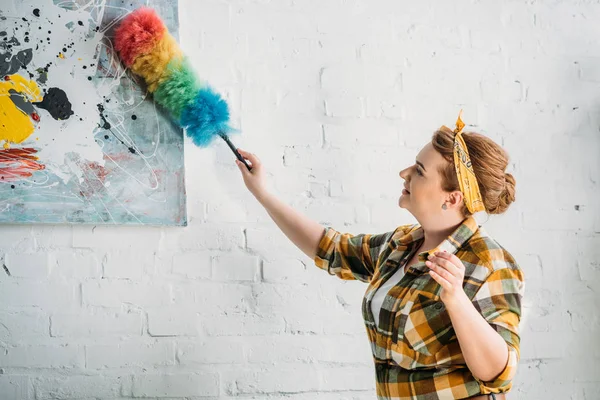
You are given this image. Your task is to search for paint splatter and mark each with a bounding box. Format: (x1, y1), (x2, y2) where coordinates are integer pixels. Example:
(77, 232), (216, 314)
(0, 148), (45, 182)
(0, 47), (33, 75)
(33, 9), (40, 18)
(97, 104), (137, 155)
(0, 74), (42, 147)
(33, 87), (74, 120)
(96, 103), (111, 129)
(35, 67), (48, 84)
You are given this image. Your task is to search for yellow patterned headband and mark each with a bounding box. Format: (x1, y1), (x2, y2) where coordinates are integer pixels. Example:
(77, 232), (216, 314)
(440, 111), (485, 214)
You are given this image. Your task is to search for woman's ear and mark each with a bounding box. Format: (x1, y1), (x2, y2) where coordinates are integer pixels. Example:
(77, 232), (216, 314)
(446, 190), (464, 207)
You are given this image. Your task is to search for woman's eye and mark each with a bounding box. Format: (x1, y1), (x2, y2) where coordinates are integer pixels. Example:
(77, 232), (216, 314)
(416, 167), (423, 176)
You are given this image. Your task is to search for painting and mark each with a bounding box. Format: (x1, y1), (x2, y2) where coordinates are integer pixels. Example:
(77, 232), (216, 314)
(0, 0), (187, 226)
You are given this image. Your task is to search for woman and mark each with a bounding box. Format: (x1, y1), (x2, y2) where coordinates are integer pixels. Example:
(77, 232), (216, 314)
(235, 113), (524, 400)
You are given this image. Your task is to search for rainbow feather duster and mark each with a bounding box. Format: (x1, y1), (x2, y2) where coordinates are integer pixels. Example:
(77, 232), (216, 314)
(114, 7), (250, 169)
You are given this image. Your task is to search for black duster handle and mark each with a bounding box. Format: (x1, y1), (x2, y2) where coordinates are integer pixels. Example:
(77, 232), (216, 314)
(219, 132), (252, 171)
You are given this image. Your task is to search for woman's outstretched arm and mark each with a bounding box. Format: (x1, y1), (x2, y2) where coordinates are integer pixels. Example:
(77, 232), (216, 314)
(235, 149), (325, 259)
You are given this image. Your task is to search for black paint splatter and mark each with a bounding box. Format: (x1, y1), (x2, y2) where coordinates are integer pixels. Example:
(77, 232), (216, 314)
(78, 21), (83, 26)
(97, 104), (139, 155)
(33, 8), (40, 17)
(97, 103), (111, 129)
(33, 88), (74, 120)
(131, 114), (137, 120)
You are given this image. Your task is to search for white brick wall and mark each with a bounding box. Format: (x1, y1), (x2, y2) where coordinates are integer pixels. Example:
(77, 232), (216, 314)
(0, 0), (599, 399)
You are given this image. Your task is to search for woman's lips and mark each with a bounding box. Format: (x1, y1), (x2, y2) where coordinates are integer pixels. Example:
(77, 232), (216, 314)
(402, 189), (410, 195)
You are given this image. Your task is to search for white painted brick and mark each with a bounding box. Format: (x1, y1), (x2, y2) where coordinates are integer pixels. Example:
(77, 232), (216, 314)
(242, 61), (320, 92)
(0, 376), (30, 400)
(286, 310), (366, 336)
(30, 225), (73, 250)
(335, 281), (369, 309)
(171, 224), (243, 251)
(0, 344), (83, 368)
(252, 283), (338, 316)
(520, 331), (565, 360)
(177, 337), (244, 365)
(171, 282), (254, 315)
(50, 311), (142, 337)
(51, 251), (101, 279)
(246, 335), (371, 364)
(226, 365), (320, 395)
(262, 258), (310, 284)
(323, 120), (399, 148)
(240, 113), (322, 147)
(206, 199), (258, 223)
(82, 280), (172, 307)
(245, 227), (302, 259)
(213, 254), (260, 282)
(298, 201), (356, 227)
(204, 313), (286, 336)
(147, 309), (200, 337)
(102, 249), (154, 280)
(132, 373), (219, 397)
(2, 254), (49, 279)
(0, 311), (49, 342)
(321, 64), (402, 95)
(320, 366), (376, 391)
(72, 225), (161, 249)
(308, 181), (329, 199)
(34, 375), (125, 399)
(86, 341), (175, 369)
(0, 226), (35, 253)
(366, 93), (405, 119)
(0, 282), (75, 308)
(172, 252), (212, 279)
(324, 96), (365, 118)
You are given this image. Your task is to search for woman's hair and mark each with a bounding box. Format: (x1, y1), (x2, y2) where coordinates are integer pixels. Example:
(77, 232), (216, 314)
(431, 130), (516, 216)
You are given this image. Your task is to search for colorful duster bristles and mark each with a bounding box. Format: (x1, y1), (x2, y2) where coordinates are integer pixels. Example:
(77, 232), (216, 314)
(114, 7), (250, 169)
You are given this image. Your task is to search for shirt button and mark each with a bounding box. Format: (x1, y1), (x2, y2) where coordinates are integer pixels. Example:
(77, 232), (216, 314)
(434, 303), (444, 310)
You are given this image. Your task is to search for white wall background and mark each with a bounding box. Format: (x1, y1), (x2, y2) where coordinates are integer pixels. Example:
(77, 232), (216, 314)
(1, 0), (600, 399)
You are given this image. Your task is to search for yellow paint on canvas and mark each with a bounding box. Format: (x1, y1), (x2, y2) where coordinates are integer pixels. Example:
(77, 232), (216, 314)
(0, 74), (43, 147)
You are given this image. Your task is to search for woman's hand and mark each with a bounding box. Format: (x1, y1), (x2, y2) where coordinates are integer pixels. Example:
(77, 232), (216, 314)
(235, 149), (269, 198)
(425, 251), (469, 307)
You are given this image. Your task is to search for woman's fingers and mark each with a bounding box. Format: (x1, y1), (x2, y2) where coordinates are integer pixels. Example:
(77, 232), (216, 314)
(435, 252), (465, 271)
(429, 269), (452, 291)
(235, 159), (249, 176)
(237, 149), (258, 168)
(427, 255), (461, 277)
(426, 261), (455, 282)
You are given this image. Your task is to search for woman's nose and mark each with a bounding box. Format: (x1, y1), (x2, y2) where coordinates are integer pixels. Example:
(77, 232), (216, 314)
(399, 168), (408, 179)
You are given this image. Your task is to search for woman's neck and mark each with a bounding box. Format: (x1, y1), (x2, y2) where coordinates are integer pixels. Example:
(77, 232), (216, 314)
(419, 216), (465, 253)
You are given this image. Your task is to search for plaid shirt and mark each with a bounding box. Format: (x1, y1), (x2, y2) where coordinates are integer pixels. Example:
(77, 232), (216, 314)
(314, 215), (524, 400)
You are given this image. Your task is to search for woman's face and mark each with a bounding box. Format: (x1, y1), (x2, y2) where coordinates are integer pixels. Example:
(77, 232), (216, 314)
(398, 142), (452, 218)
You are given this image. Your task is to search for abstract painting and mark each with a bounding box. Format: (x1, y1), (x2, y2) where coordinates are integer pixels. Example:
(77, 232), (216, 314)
(0, 0), (187, 225)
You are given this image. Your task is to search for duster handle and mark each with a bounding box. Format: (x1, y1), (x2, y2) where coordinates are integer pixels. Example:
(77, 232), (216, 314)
(219, 133), (252, 171)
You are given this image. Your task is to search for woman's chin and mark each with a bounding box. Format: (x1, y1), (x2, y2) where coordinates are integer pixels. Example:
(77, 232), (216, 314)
(398, 196), (407, 208)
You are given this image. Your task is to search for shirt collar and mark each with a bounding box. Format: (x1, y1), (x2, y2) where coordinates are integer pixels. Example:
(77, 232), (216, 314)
(392, 215), (481, 272)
